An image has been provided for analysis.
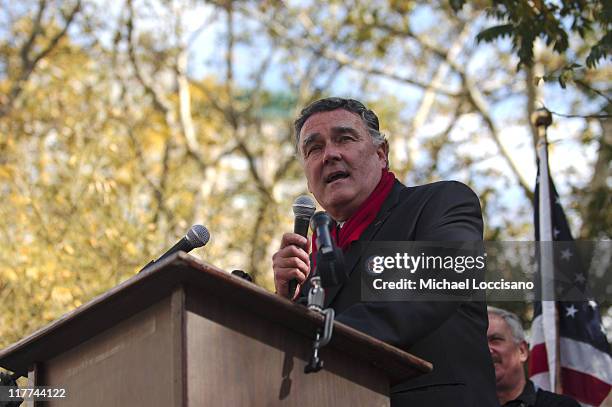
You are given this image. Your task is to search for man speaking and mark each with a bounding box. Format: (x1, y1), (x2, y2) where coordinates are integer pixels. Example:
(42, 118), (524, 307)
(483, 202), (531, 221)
(272, 97), (498, 406)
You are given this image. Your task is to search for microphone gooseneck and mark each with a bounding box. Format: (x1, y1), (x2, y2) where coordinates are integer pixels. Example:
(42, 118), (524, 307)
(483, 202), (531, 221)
(139, 224), (210, 273)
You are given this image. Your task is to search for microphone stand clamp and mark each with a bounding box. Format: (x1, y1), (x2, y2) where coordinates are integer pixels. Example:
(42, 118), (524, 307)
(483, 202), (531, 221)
(304, 247), (343, 374)
(304, 302), (335, 374)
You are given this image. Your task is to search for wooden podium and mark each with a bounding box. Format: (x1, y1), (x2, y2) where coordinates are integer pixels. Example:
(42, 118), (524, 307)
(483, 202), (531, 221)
(0, 253), (431, 406)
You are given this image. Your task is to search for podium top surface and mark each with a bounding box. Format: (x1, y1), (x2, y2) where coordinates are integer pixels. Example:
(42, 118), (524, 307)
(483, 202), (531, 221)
(0, 253), (432, 381)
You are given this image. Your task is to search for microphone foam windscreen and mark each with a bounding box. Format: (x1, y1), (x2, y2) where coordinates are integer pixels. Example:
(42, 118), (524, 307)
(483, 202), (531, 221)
(292, 195), (316, 219)
(186, 224), (210, 247)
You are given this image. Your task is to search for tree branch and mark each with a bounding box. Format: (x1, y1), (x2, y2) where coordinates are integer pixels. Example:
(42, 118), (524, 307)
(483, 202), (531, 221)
(29, 0), (81, 71)
(126, 0), (172, 116)
(176, 50), (208, 171)
(0, 0), (81, 117)
(20, 0), (47, 68)
(237, 3), (461, 97)
(236, 138), (273, 200)
(463, 75), (534, 200)
(578, 114), (612, 239)
(575, 79), (612, 105)
(224, 0), (238, 129)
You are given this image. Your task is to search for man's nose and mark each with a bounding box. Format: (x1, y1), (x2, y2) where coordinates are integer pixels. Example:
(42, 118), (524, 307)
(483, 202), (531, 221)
(322, 144), (342, 163)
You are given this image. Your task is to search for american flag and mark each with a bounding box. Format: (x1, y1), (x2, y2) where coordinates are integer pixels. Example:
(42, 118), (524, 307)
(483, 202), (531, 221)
(529, 171), (612, 406)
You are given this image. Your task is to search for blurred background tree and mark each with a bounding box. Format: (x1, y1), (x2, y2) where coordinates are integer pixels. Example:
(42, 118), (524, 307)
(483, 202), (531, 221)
(0, 0), (609, 347)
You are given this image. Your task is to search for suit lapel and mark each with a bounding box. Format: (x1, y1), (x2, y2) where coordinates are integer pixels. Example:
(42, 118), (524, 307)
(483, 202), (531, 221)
(324, 181), (403, 307)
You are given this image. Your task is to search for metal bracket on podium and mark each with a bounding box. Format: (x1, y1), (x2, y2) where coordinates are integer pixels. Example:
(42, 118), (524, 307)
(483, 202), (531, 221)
(304, 306), (335, 374)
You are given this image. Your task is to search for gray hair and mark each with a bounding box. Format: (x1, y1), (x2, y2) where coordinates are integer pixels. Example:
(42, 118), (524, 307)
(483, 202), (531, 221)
(488, 306), (526, 343)
(294, 97), (388, 154)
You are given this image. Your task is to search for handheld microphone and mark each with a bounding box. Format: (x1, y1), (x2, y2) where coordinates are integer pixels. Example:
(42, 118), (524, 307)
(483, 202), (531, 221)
(310, 212), (344, 287)
(140, 224), (210, 272)
(288, 195), (316, 299)
(310, 212), (333, 254)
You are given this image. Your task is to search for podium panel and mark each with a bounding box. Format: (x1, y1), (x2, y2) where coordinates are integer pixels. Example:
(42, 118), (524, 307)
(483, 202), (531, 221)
(42, 296), (178, 406)
(184, 287), (388, 406)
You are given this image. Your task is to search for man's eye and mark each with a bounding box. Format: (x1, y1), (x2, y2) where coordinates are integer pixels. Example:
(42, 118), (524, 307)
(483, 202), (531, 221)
(305, 146), (321, 157)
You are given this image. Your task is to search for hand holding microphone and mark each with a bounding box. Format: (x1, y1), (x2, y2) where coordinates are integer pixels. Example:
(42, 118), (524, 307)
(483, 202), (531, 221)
(272, 196), (316, 300)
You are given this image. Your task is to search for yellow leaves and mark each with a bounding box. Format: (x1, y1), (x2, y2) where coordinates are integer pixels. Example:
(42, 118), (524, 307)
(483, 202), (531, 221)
(1, 268), (19, 282)
(125, 242), (138, 256)
(37, 59), (49, 71)
(18, 212), (28, 225)
(93, 180), (108, 194)
(2, 7), (303, 345)
(39, 172), (51, 184)
(63, 244), (75, 255)
(55, 194), (68, 206)
(25, 266), (39, 279)
(0, 79), (10, 96)
(51, 286), (73, 304)
(17, 246), (30, 258)
(143, 223), (158, 243)
(88, 179), (117, 204)
(141, 128), (167, 152)
(37, 151), (50, 168)
(24, 260), (56, 282)
(9, 193), (30, 206)
(0, 165), (15, 180)
(115, 165), (134, 186)
(104, 228), (119, 239)
(42, 310), (56, 321)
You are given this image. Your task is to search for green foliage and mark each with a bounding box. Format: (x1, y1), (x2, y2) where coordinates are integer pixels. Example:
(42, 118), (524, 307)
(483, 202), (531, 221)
(533, 62), (583, 88)
(476, 23), (514, 42)
(453, 0), (611, 69)
(587, 30), (612, 68)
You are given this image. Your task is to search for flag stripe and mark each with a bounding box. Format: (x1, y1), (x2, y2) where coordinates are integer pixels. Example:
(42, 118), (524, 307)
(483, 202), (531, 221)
(562, 367), (611, 406)
(530, 314), (545, 344)
(529, 343), (549, 376)
(560, 338), (612, 385)
(530, 349), (610, 406)
(531, 316), (612, 384)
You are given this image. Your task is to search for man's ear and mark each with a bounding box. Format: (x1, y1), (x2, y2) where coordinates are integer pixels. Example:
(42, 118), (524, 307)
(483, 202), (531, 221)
(377, 139), (390, 169)
(519, 340), (529, 363)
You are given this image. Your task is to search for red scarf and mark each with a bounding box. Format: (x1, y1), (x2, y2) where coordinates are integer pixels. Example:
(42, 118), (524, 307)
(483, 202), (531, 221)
(311, 168), (396, 270)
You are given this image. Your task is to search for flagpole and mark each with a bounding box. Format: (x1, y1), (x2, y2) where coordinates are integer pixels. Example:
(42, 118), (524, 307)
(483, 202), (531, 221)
(532, 108), (561, 393)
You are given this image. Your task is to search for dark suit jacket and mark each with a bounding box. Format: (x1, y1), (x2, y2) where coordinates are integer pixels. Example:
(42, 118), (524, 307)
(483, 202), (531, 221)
(302, 180), (499, 406)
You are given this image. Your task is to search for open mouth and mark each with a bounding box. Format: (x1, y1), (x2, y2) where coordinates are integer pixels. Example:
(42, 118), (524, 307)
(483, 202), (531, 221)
(325, 171), (350, 184)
